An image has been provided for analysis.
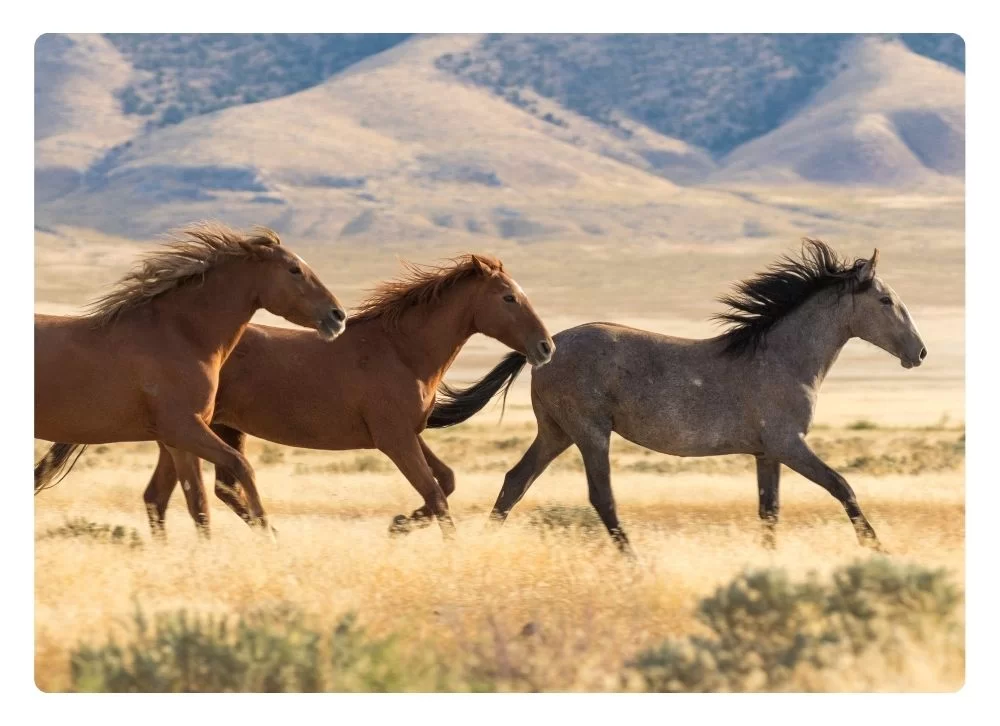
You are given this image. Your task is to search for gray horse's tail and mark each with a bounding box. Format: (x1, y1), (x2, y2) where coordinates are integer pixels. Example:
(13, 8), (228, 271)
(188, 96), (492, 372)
(427, 352), (528, 428)
(35, 443), (88, 494)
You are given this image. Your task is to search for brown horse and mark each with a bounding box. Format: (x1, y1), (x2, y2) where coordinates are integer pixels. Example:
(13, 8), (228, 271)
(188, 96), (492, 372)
(134, 254), (554, 538)
(34, 223), (346, 533)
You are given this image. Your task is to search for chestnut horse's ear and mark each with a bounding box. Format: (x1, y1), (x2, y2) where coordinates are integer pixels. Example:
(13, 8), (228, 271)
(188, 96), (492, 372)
(471, 255), (493, 275)
(855, 248), (879, 283)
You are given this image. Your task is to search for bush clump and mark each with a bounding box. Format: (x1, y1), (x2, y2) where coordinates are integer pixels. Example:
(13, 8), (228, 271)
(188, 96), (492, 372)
(627, 558), (963, 692)
(37, 518), (143, 549)
(69, 606), (465, 693)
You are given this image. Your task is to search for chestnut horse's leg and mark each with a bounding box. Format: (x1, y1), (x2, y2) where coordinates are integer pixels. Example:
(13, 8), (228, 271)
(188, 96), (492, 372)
(142, 443), (177, 540)
(164, 446), (210, 538)
(209, 424), (255, 527)
(157, 417), (272, 534)
(379, 431), (455, 538)
(393, 437), (456, 532)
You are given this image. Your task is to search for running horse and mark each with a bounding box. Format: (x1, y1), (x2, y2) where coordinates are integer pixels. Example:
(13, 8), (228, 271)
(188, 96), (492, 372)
(426, 240), (928, 556)
(34, 223), (346, 534)
(131, 254), (554, 538)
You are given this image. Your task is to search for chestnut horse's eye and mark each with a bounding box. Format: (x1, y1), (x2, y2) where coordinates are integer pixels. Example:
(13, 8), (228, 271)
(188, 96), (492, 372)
(503, 294), (516, 303)
(289, 265), (302, 275)
(879, 296), (892, 305)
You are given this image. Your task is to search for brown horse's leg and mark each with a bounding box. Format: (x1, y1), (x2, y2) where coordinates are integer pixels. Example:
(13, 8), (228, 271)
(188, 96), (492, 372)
(769, 437), (886, 553)
(142, 443), (177, 540)
(490, 409), (571, 525)
(379, 432), (455, 538)
(164, 446), (211, 538)
(394, 437), (456, 531)
(210, 424), (255, 528)
(157, 418), (272, 535)
(756, 455), (781, 549)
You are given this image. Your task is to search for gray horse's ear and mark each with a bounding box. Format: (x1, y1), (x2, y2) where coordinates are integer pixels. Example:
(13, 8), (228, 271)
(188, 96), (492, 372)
(856, 248), (879, 283)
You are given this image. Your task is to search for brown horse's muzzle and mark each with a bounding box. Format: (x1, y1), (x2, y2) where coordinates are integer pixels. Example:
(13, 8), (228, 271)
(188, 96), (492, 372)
(530, 339), (555, 368)
(317, 306), (347, 341)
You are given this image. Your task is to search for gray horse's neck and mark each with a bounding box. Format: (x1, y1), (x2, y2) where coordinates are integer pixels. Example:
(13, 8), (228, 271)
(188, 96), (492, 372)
(759, 287), (853, 390)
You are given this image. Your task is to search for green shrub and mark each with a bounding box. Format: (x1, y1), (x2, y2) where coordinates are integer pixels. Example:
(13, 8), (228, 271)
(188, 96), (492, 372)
(628, 558), (963, 692)
(37, 518), (142, 549)
(525, 505), (604, 534)
(69, 606), (475, 693)
(847, 419), (878, 430)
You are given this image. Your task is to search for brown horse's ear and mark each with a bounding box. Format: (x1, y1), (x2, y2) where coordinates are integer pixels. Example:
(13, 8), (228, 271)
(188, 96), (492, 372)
(856, 248), (879, 283)
(470, 255), (492, 275)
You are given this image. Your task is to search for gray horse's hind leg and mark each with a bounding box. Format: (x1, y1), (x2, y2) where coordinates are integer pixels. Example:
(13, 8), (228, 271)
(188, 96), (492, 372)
(769, 436), (886, 553)
(576, 431), (636, 558)
(490, 411), (571, 524)
(756, 455), (780, 549)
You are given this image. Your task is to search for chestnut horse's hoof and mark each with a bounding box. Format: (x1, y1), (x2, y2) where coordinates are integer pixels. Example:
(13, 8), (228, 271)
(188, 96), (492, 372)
(388, 514), (412, 537)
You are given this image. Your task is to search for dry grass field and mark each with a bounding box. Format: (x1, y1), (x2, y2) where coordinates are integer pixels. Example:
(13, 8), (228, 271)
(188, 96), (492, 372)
(34, 214), (964, 692)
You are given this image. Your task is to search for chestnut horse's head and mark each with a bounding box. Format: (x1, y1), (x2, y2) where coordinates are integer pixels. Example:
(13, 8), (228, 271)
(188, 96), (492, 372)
(251, 241), (346, 340)
(467, 256), (555, 367)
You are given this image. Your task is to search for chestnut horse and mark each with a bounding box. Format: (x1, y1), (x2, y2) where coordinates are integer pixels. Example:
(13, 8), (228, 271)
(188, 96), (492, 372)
(34, 223), (346, 533)
(135, 254), (554, 538)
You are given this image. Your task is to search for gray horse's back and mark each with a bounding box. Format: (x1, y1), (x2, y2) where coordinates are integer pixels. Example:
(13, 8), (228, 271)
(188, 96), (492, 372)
(532, 323), (760, 457)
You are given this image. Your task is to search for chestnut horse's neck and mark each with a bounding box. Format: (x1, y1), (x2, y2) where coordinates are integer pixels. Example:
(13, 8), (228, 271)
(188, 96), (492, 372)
(147, 259), (262, 365)
(386, 278), (483, 389)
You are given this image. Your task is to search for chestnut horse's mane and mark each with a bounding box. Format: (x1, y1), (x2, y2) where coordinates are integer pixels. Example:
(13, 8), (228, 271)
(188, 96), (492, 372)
(85, 222), (281, 328)
(351, 254), (505, 328)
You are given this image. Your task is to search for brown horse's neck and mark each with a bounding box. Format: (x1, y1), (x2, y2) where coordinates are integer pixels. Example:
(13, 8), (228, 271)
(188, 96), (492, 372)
(148, 260), (261, 365)
(387, 280), (479, 388)
(761, 288), (853, 390)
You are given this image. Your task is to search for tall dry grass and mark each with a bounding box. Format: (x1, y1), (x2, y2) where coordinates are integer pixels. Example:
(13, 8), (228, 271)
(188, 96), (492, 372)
(34, 424), (964, 692)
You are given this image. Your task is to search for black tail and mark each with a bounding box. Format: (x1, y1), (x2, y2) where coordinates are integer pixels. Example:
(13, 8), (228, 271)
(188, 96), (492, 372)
(34, 443), (88, 494)
(427, 352), (528, 428)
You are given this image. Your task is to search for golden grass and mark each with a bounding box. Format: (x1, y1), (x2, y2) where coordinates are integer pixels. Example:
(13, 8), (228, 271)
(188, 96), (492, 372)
(34, 424), (964, 692)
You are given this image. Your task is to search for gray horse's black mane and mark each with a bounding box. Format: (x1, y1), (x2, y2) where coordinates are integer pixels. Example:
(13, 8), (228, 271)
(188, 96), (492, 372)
(715, 238), (871, 357)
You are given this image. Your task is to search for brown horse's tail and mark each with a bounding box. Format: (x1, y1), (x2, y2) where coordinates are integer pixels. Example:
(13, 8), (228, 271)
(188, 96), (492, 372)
(427, 352), (528, 428)
(34, 443), (88, 494)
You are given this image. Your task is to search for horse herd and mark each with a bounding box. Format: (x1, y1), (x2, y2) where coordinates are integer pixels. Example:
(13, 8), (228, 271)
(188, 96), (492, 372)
(34, 223), (928, 557)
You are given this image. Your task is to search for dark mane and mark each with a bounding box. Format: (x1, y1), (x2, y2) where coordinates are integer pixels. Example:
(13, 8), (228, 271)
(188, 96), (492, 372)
(85, 222), (281, 327)
(714, 238), (870, 357)
(350, 254), (505, 328)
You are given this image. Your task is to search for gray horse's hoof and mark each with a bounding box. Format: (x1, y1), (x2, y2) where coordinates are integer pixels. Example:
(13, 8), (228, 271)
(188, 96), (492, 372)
(388, 514), (412, 537)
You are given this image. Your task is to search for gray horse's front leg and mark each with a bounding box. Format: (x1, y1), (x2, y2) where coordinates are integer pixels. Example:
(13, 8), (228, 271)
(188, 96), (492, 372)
(755, 455), (780, 549)
(767, 435), (887, 553)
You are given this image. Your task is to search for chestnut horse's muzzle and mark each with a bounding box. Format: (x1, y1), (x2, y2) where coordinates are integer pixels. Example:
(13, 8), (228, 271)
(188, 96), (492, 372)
(317, 307), (347, 341)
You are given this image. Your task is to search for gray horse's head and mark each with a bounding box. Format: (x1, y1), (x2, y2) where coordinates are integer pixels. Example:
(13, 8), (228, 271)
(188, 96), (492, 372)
(849, 249), (927, 368)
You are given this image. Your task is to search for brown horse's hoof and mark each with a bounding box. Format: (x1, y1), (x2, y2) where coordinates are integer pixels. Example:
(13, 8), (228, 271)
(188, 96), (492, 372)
(388, 514), (413, 537)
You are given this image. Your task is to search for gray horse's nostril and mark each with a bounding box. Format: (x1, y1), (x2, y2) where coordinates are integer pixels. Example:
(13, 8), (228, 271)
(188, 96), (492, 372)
(919, 347), (927, 361)
(330, 307), (346, 323)
(538, 340), (552, 358)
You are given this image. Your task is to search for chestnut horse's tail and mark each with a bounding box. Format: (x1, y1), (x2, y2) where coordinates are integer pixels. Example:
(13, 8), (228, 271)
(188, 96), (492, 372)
(427, 352), (528, 429)
(34, 443), (88, 494)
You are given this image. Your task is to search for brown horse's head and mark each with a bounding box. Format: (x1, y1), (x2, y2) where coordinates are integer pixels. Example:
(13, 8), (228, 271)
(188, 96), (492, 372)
(848, 249), (927, 369)
(468, 257), (555, 367)
(253, 243), (347, 341)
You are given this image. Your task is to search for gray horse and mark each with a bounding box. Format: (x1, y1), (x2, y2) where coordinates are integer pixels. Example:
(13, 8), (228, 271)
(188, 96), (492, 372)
(424, 240), (927, 555)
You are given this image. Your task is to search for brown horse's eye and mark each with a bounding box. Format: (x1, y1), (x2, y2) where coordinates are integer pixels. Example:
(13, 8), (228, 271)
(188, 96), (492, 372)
(289, 265), (302, 275)
(880, 296), (892, 305)
(503, 294), (516, 303)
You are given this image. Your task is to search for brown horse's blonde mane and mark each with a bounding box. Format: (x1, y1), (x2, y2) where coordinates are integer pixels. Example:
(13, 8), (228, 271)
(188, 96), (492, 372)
(85, 222), (282, 327)
(351, 254), (505, 328)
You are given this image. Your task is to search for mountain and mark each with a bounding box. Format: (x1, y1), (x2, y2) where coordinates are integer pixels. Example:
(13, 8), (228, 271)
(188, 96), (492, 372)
(34, 33), (964, 245)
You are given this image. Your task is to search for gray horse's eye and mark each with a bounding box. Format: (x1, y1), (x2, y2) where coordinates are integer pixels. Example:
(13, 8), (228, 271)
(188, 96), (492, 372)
(289, 265), (302, 275)
(503, 294), (516, 303)
(879, 296), (892, 305)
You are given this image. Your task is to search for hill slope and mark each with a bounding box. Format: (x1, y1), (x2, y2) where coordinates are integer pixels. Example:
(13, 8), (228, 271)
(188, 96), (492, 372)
(718, 38), (965, 186)
(34, 33), (965, 245)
